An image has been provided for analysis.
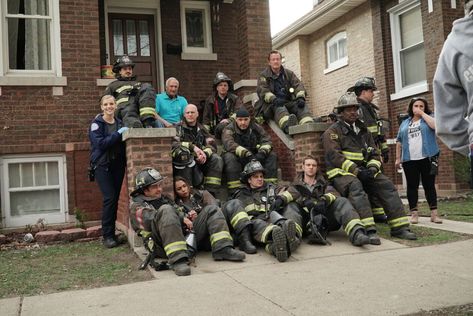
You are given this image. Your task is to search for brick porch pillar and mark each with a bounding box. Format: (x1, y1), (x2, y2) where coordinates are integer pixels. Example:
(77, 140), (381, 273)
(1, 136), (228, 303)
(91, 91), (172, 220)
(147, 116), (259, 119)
(290, 123), (330, 174)
(117, 128), (176, 245)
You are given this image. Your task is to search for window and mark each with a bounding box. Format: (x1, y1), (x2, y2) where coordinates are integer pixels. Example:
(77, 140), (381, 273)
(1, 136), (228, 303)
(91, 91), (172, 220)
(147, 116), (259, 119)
(180, 1), (216, 60)
(0, 0), (65, 86)
(389, 0), (427, 100)
(324, 31), (348, 74)
(1, 156), (68, 227)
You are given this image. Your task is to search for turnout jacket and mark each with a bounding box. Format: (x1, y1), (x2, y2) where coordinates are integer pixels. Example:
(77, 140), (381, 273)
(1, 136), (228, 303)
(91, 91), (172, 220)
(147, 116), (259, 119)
(234, 182), (283, 217)
(358, 98), (388, 153)
(175, 189), (218, 214)
(173, 120), (217, 158)
(322, 120), (382, 179)
(221, 121), (273, 158)
(257, 66), (306, 104)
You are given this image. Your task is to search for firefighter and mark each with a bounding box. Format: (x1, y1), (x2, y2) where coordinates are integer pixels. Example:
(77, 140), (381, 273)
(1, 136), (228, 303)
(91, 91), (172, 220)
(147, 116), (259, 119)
(129, 167), (191, 276)
(221, 108), (278, 194)
(172, 104), (223, 196)
(274, 155), (370, 247)
(222, 160), (299, 262)
(348, 77), (388, 222)
(322, 92), (417, 243)
(202, 72), (247, 139)
(173, 176), (245, 261)
(256, 50), (314, 134)
(104, 55), (157, 128)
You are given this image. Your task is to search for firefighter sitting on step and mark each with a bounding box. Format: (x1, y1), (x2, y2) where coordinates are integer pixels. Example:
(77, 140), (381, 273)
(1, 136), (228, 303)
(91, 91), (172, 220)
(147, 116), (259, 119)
(322, 92), (417, 243)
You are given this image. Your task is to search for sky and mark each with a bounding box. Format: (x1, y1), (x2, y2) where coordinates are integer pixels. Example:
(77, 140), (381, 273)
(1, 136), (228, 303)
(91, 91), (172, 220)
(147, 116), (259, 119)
(269, 0), (313, 36)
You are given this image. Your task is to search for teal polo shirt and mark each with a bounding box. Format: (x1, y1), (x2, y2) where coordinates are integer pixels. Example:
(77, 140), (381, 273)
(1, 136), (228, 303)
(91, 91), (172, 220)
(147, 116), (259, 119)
(155, 92), (188, 124)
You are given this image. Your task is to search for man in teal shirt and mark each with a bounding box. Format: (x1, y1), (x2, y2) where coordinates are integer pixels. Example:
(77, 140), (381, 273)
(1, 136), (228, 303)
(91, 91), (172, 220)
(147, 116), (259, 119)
(156, 77), (188, 127)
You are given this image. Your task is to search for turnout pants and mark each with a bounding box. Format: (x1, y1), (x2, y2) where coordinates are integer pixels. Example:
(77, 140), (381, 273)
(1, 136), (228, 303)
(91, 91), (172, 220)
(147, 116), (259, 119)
(193, 205), (233, 252)
(262, 100), (313, 128)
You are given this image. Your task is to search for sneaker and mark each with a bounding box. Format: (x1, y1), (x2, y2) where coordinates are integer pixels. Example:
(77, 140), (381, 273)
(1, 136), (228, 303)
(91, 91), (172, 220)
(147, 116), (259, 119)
(172, 260), (191, 276)
(352, 230), (370, 247)
(367, 231), (381, 245)
(269, 226), (288, 262)
(283, 114), (298, 134)
(212, 247), (246, 261)
(281, 220), (300, 254)
(103, 237), (118, 248)
(391, 227), (417, 240)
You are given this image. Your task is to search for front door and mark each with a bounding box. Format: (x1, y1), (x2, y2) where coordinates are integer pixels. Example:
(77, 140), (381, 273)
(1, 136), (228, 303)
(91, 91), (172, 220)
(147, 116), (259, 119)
(108, 13), (157, 89)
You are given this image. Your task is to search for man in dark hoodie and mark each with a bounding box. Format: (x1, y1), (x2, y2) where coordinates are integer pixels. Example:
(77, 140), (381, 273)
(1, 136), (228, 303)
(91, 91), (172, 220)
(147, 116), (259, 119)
(433, 1), (473, 186)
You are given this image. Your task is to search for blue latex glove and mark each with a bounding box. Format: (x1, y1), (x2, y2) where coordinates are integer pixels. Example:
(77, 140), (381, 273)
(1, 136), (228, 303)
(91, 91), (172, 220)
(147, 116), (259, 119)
(117, 127), (129, 134)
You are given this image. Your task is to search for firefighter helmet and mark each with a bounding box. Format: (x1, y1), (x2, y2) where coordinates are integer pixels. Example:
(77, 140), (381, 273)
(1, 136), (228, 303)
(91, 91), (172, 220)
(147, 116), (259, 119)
(334, 92), (360, 114)
(172, 146), (196, 169)
(112, 55), (135, 74)
(240, 160), (266, 183)
(347, 76), (377, 94)
(130, 167), (166, 196)
(213, 72), (234, 91)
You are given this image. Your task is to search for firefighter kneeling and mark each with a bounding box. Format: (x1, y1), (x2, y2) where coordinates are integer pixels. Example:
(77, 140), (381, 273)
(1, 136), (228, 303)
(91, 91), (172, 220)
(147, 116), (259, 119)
(222, 160), (300, 262)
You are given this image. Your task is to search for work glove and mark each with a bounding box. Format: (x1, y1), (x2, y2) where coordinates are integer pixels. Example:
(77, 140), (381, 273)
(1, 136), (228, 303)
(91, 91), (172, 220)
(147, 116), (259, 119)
(303, 199), (316, 212)
(270, 196), (284, 213)
(296, 97), (305, 109)
(381, 150), (389, 163)
(142, 117), (156, 128)
(273, 98), (286, 108)
(117, 127), (129, 134)
(357, 168), (374, 183)
(254, 151), (266, 163)
(313, 199), (327, 215)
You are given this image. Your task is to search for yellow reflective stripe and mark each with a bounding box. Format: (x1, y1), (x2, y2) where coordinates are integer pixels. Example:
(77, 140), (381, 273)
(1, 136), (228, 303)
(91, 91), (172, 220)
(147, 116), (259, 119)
(203, 147), (213, 157)
(264, 244), (271, 254)
(139, 107), (156, 116)
(204, 177), (221, 185)
(244, 203), (266, 213)
(342, 151), (364, 161)
(295, 222), (303, 237)
(203, 124), (211, 130)
(230, 211), (250, 228)
(139, 230), (152, 238)
(266, 178), (278, 184)
(361, 217), (375, 227)
(116, 85), (133, 93)
(381, 143), (388, 150)
(227, 180), (241, 189)
(367, 159), (381, 169)
(264, 92), (276, 103)
(344, 219), (363, 235)
(278, 115), (289, 128)
(230, 113), (236, 119)
(235, 146), (247, 157)
(259, 144), (272, 152)
(341, 159), (355, 172)
(261, 224), (276, 243)
(181, 142), (191, 149)
(326, 168), (354, 179)
(388, 216), (410, 228)
(324, 193), (337, 204)
(210, 231), (232, 246)
(299, 116), (313, 125)
(371, 208), (385, 215)
(295, 91), (305, 98)
(164, 240), (187, 256)
(367, 125), (378, 133)
(281, 191), (293, 203)
(116, 97), (129, 105)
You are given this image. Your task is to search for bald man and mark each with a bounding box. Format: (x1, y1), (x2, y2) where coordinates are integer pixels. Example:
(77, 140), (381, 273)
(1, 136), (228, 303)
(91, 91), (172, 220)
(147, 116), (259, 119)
(171, 104), (223, 196)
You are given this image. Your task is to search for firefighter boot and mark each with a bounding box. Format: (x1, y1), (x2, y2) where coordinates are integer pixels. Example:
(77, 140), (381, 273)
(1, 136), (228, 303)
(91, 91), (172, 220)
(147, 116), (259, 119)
(351, 229), (370, 247)
(269, 226), (288, 262)
(367, 229), (381, 245)
(172, 259), (191, 276)
(212, 246), (246, 261)
(283, 114), (298, 134)
(238, 227), (257, 254)
(391, 227), (417, 240)
(280, 219), (300, 254)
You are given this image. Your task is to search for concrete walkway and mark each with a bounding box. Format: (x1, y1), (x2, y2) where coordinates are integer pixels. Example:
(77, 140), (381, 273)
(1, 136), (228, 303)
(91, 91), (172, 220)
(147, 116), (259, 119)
(2, 219), (473, 316)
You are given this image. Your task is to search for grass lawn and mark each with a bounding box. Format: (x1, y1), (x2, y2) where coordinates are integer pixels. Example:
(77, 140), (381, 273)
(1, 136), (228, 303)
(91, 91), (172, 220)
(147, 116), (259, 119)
(0, 240), (152, 299)
(416, 194), (473, 222)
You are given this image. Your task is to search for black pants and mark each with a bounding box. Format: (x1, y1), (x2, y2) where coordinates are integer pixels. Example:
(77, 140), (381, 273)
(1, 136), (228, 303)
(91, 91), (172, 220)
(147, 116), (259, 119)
(402, 158), (437, 211)
(95, 159), (126, 239)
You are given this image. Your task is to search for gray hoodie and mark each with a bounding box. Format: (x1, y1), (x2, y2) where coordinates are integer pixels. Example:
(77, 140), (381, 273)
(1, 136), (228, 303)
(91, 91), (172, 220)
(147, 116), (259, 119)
(433, 15), (473, 157)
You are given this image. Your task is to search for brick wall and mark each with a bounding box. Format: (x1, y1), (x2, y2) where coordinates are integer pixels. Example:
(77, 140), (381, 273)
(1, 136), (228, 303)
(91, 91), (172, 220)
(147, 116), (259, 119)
(292, 123), (330, 174)
(263, 125), (296, 181)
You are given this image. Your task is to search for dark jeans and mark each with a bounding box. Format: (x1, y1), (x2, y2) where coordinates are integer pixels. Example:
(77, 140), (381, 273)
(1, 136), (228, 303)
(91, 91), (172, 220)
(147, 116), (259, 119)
(402, 157), (437, 211)
(95, 160), (126, 239)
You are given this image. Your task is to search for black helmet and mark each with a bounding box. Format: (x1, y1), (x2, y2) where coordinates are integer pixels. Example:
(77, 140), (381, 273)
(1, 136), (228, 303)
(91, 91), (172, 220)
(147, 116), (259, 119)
(172, 146), (196, 169)
(334, 92), (360, 114)
(347, 77), (377, 94)
(240, 160), (265, 183)
(130, 167), (165, 196)
(213, 72), (234, 91)
(112, 55), (135, 74)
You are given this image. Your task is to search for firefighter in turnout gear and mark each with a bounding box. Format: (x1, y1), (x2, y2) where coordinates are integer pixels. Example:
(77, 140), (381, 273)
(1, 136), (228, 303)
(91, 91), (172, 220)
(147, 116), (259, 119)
(222, 160), (299, 262)
(221, 108), (278, 194)
(322, 92), (417, 242)
(173, 176), (245, 261)
(348, 77), (389, 222)
(202, 72), (247, 139)
(129, 168), (191, 276)
(104, 55), (157, 128)
(278, 155), (370, 247)
(172, 104), (223, 196)
(256, 50), (314, 134)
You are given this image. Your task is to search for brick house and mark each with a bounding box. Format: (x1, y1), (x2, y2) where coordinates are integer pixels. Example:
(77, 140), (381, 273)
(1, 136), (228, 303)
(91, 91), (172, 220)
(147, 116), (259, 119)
(0, 0), (272, 229)
(273, 0), (470, 196)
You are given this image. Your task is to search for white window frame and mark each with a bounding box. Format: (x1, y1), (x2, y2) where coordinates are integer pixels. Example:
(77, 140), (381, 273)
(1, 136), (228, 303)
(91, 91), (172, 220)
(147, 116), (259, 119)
(0, 0), (66, 87)
(324, 31), (348, 74)
(388, 0), (428, 100)
(180, 0), (217, 60)
(0, 155), (68, 228)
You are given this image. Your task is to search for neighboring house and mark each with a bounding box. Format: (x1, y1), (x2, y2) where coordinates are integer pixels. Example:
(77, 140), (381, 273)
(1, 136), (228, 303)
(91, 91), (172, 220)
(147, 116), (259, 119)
(0, 0), (272, 228)
(273, 0), (469, 195)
